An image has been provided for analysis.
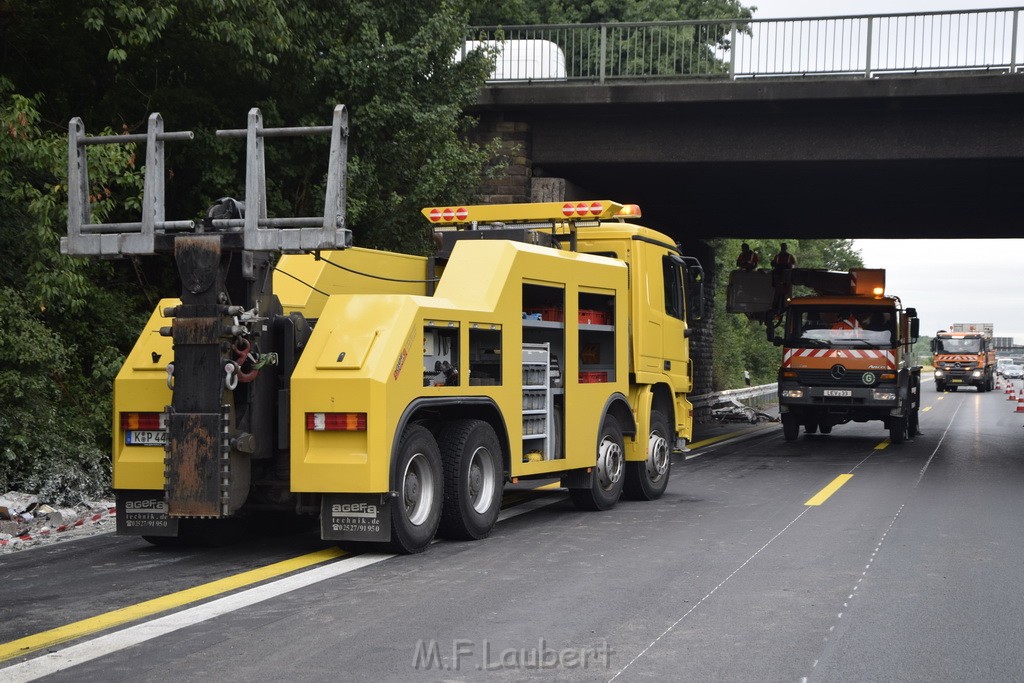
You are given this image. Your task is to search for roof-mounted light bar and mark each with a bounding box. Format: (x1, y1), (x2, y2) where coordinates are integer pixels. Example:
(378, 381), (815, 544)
(421, 200), (642, 226)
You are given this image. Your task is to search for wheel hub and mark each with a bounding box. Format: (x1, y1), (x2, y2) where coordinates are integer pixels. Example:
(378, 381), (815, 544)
(646, 431), (670, 480)
(597, 437), (623, 490)
(402, 452), (434, 526)
(468, 446), (496, 514)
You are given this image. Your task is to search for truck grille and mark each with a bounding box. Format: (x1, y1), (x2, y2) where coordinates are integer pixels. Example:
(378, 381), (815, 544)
(790, 369), (873, 387)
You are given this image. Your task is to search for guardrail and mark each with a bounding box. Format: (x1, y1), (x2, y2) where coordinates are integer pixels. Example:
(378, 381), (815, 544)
(468, 7), (1024, 82)
(690, 383), (777, 408)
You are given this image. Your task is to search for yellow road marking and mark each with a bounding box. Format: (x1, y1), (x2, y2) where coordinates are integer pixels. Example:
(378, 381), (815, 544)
(937, 396), (944, 400)
(805, 474), (854, 506)
(688, 423), (774, 450)
(874, 439), (890, 450)
(922, 406), (932, 412)
(0, 546), (345, 663)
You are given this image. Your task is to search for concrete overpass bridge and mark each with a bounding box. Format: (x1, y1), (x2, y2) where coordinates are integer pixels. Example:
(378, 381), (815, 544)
(466, 7), (1024, 241)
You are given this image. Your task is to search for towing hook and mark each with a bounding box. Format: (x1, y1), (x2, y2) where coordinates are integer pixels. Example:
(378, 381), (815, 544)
(166, 363), (175, 390)
(224, 361), (239, 390)
(233, 337), (259, 383)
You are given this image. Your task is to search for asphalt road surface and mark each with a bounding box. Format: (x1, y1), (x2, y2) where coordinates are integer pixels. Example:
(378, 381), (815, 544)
(3, 378), (1024, 682)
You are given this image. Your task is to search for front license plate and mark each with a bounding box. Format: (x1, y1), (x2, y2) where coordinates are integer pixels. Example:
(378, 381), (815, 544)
(823, 389), (852, 397)
(950, 379), (963, 383)
(125, 430), (167, 446)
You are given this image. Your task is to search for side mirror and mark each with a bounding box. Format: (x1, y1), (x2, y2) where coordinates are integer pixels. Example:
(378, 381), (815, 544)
(910, 318), (920, 343)
(906, 307), (917, 318)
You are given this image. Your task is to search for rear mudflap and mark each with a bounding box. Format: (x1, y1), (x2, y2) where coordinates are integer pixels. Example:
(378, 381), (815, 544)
(320, 494), (392, 543)
(116, 490), (179, 537)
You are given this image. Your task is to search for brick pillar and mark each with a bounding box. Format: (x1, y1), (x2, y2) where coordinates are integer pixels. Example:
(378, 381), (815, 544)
(469, 113), (532, 204)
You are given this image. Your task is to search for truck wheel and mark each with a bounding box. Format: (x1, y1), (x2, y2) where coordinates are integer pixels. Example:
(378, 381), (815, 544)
(935, 382), (944, 392)
(782, 414), (800, 441)
(624, 410), (671, 501)
(437, 419), (503, 540)
(818, 422), (833, 434)
(389, 424), (442, 553)
(805, 421), (818, 434)
(908, 409), (920, 437)
(570, 414), (625, 511)
(889, 416), (908, 444)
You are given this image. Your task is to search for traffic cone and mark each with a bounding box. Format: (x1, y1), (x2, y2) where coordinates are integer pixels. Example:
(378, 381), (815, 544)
(1008, 386), (1017, 401)
(1006, 383), (1013, 394)
(1016, 396), (1024, 413)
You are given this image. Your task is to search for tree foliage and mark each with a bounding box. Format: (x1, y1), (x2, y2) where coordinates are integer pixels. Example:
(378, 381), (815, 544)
(0, 82), (145, 503)
(0, 1), (497, 500)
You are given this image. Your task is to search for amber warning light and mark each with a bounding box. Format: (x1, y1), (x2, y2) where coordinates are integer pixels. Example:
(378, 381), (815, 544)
(421, 201), (640, 224)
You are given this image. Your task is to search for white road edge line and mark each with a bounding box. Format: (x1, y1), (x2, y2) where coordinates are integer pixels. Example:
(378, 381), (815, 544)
(4, 491), (567, 681)
(2, 553), (391, 682)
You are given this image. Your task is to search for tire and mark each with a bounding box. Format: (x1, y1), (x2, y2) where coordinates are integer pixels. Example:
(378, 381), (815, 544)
(436, 419), (503, 540)
(889, 415), (908, 444)
(935, 382), (944, 392)
(389, 424), (443, 554)
(624, 410), (671, 501)
(781, 413), (800, 441)
(569, 414), (625, 511)
(818, 422), (833, 434)
(805, 421), (818, 434)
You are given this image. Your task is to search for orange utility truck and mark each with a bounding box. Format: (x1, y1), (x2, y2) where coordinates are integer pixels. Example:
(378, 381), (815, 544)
(728, 267), (922, 443)
(931, 323), (996, 392)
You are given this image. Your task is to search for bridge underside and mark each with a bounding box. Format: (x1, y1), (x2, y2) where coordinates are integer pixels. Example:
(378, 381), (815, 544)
(475, 74), (1024, 240)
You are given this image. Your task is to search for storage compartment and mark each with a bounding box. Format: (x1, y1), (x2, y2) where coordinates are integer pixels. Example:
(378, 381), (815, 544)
(469, 324), (502, 386)
(578, 290), (616, 383)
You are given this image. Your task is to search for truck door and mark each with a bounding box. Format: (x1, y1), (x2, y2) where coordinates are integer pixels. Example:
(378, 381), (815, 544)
(660, 252), (691, 392)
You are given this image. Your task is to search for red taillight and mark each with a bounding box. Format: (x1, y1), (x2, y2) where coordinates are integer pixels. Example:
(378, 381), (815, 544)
(306, 412), (367, 431)
(120, 412), (164, 430)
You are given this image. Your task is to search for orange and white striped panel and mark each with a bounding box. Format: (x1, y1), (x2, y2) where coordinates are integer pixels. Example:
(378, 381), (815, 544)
(783, 348), (896, 369)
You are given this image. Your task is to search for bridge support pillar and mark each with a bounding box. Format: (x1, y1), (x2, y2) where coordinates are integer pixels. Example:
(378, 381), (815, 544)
(470, 113), (533, 204)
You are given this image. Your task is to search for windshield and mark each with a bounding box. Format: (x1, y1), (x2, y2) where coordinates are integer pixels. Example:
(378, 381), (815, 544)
(785, 305), (896, 348)
(934, 337), (982, 354)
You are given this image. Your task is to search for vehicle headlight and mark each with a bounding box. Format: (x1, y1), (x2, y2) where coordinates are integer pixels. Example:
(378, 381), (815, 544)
(972, 370), (982, 378)
(934, 370), (943, 377)
(872, 390), (897, 401)
(781, 389), (805, 398)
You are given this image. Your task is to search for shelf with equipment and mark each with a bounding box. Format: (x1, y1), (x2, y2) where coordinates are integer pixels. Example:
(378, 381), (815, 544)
(521, 342), (552, 462)
(578, 290), (616, 383)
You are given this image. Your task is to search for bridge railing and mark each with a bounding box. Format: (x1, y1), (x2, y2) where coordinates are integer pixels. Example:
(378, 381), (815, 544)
(467, 7), (1024, 82)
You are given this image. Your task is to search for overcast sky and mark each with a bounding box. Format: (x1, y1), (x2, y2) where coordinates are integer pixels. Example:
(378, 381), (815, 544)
(749, 0), (1024, 342)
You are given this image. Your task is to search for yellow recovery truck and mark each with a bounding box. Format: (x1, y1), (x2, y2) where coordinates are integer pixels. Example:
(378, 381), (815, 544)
(65, 107), (705, 552)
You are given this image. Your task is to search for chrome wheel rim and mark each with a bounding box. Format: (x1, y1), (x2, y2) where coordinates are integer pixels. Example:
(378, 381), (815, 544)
(467, 445), (496, 514)
(596, 435), (624, 491)
(402, 452), (435, 526)
(646, 429), (670, 482)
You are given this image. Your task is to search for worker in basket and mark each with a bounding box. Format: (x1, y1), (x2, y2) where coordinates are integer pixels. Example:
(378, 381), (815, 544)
(736, 243), (759, 271)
